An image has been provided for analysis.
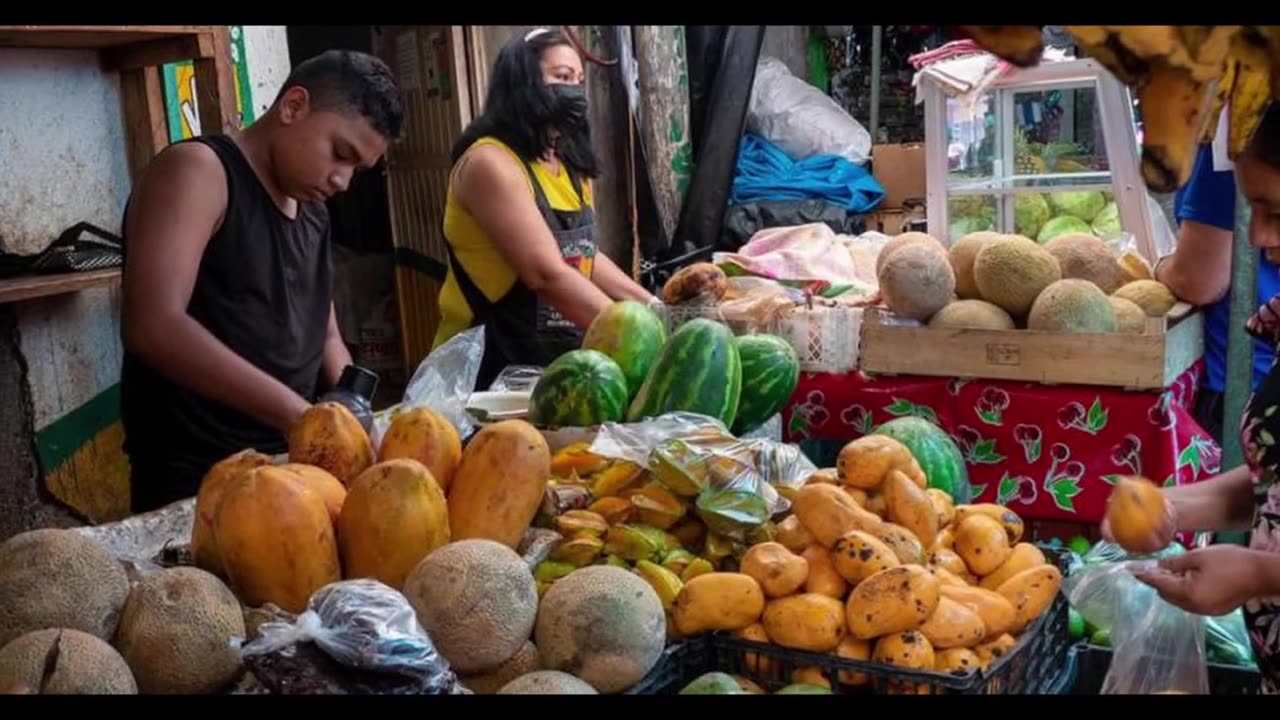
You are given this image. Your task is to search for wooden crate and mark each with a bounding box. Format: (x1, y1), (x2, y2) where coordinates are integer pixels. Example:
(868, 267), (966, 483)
(859, 303), (1204, 390)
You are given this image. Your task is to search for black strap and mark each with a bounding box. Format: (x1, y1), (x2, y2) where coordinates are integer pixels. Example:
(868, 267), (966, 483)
(445, 244), (495, 326)
(0, 222), (123, 279)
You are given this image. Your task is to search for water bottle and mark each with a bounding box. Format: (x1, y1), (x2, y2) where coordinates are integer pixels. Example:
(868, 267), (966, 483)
(319, 365), (379, 433)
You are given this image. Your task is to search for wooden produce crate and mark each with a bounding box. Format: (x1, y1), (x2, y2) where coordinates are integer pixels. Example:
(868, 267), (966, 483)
(859, 302), (1203, 391)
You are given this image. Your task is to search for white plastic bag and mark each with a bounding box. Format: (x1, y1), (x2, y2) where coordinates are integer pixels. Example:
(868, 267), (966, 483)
(371, 326), (485, 448)
(1065, 560), (1209, 694)
(748, 56), (872, 166)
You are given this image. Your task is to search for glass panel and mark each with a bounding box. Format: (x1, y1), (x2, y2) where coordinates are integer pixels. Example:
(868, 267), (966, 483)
(944, 95), (998, 188)
(946, 189), (1120, 244)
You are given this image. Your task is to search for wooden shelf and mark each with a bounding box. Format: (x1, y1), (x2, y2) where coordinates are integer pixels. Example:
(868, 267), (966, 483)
(0, 26), (205, 49)
(0, 268), (121, 304)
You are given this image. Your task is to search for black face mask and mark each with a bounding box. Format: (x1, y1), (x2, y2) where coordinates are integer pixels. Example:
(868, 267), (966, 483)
(549, 83), (589, 127)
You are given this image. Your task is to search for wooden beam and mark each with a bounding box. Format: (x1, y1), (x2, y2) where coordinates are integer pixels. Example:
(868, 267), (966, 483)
(119, 65), (170, 182)
(192, 27), (240, 135)
(101, 33), (213, 72)
(0, 26), (207, 49)
(0, 268), (121, 305)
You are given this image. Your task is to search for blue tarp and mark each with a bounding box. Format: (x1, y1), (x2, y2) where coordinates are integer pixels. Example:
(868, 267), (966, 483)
(730, 133), (885, 213)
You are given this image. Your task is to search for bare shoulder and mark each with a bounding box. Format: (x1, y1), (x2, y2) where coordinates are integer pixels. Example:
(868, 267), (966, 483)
(453, 142), (528, 198)
(133, 141), (228, 213)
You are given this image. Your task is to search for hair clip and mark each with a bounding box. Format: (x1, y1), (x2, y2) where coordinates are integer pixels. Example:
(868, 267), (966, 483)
(524, 27), (550, 42)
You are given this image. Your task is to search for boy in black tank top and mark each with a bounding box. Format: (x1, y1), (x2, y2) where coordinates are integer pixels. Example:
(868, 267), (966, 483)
(120, 50), (403, 513)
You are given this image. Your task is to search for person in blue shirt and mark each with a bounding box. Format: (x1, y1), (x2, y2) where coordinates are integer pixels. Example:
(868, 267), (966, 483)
(1157, 142), (1280, 443)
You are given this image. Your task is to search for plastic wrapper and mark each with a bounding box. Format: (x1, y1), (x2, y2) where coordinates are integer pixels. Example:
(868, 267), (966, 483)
(1065, 559), (1209, 694)
(747, 56), (872, 166)
(586, 412), (816, 537)
(241, 579), (459, 695)
(488, 365), (544, 393)
(72, 498), (195, 579)
(1075, 540), (1255, 668)
(371, 326), (484, 449)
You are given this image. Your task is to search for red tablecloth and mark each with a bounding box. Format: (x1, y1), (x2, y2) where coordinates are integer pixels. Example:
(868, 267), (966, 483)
(782, 362), (1220, 525)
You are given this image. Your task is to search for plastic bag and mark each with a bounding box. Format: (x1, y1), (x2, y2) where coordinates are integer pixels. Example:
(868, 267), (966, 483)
(748, 56), (872, 166)
(488, 365), (543, 393)
(242, 579), (457, 694)
(371, 326), (485, 449)
(1065, 560), (1209, 694)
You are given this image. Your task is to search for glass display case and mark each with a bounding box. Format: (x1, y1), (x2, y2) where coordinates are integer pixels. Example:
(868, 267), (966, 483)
(921, 57), (1167, 262)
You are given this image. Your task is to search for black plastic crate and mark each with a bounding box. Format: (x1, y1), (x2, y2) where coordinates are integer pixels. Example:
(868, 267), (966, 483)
(625, 638), (714, 695)
(706, 548), (1074, 695)
(1070, 642), (1261, 695)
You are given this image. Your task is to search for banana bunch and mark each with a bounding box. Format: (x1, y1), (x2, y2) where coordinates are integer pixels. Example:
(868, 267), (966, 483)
(952, 26), (1280, 193)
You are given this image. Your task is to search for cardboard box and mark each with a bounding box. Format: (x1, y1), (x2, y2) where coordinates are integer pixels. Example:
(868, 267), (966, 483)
(872, 143), (926, 210)
(866, 208), (926, 235)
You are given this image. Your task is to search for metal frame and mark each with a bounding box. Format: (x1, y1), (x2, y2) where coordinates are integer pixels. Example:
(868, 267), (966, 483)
(924, 57), (1156, 261)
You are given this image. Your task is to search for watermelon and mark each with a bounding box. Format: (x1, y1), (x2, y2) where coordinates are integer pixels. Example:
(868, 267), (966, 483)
(626, 318), (742, 427)
(582, 300), (668, 399)
(871, 416), (972, 504)
(732, 334), (800, 434)
(529, 349), (629, 428)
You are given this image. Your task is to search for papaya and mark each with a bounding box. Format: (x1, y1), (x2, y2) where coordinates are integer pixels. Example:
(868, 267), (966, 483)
(376, 407), (463, 492)
(448, 420), (550, 549)
(213, 466), (341, 613)
(338, 459), (451, 589)
(278, 463), (347, 525)
(287, 402), (375, 485)
(191, 450), (273, 578)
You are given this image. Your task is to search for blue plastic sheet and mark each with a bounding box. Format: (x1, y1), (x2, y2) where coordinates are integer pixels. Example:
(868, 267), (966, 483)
(730, 133), (885, 213)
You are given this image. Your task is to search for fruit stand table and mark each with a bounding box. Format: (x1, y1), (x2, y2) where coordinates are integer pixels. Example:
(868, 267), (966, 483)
(781, 361), (1219, 527)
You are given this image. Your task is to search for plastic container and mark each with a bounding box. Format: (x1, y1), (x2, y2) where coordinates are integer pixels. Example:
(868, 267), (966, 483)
(1070, 642), (1261, 695)
(624, 639), (714, 695)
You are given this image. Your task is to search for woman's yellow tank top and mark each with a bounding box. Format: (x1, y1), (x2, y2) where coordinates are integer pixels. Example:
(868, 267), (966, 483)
(432, 136), (594, 351)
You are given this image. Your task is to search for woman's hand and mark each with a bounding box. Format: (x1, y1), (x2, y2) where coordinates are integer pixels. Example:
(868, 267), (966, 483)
(1100, 489), (1178, 554)
(1131, 545), (1266, 616)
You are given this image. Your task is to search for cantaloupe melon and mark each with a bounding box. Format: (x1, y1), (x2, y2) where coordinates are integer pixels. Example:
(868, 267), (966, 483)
(1045, 233), (1126, 294)
(949, 232), (1004, 299)
(0, 529), (129, 648)
(878, 244), (956, 321)
(535, 565), (666, 694)
(1110, 297), (1148, 334)
(928, 300), (1016, 330)
(114, 567), (245, 694)
(339, 458), (450, 590)
(403, 539), (538, 675)
(1113, 280), (1177, 317)
(192, 450), (274, 577)
(0, 628), (136, 694)
(377, 407), (463, 492)
(1027, 279), (1118, 333)
(876, 232), (947, 276)
(498, 670), (598, 695)
(1117, 251), (1153, 283)
(973, 235), (1062, 318)
(461, 641), (542, 694)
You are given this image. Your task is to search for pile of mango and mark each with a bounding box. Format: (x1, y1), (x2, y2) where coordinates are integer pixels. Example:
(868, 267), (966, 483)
(665, 435), (1064, 693)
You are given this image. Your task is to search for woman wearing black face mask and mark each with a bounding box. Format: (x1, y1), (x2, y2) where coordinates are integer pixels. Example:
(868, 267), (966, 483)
(434, 27), (656, 390)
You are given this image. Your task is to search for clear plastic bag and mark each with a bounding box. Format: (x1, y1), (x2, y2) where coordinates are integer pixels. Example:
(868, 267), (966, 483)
(371, 326), (485, 449)
(748, 56), (872, 166)
(242, 579), (457, 693)
(488, 365), (543, 393)
(1065, 560), (1209, 694)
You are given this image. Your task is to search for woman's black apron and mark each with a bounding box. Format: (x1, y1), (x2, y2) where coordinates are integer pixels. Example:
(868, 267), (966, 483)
(447, 158), (597, 391)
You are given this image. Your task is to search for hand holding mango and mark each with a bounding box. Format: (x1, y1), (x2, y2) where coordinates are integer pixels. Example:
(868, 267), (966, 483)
(1101, 476), (1176, 554)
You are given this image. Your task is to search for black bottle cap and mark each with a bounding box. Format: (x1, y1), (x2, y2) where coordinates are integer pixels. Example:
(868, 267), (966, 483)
(338, 365), (379, 401)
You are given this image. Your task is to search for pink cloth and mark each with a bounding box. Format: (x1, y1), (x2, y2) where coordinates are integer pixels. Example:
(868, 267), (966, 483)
(714, 224), (870, 286)
(908, 39), (1012, 75)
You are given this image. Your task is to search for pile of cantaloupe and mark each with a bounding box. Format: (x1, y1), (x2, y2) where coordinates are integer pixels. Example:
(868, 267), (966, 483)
(876, 230), (1178, 335)
(664, 434), (1064, 693)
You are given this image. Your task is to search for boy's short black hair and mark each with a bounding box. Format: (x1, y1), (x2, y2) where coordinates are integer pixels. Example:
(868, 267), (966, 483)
(1244, 101), (1280, 171)
(277, 49), (404, 140)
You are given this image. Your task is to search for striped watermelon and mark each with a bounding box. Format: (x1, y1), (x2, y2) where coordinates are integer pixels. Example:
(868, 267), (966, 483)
(529, 350), (629, 428)
(626, 318), (742, 427)
(872, 416), (972, 504)
(582, 300), (668, 399)
(732, 334), (800, 435)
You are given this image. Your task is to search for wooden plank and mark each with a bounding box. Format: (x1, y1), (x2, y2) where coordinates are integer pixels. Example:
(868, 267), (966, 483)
(192, 27), (239, 135)
(101, 33), (213, 71)
(0, 26), (207, 49)
(119, 65), (170, 182)
(0, 269), (121, 305)
(859, 307), (1201, 390)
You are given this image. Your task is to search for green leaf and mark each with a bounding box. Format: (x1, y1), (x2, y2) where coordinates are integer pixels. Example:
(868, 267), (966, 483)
(998, 473), (1020, 506)
(885, 398), (915, 416)
(1051, 477), (1082, 513)
(969, 484), (988, 500)
(788, 413), (809, 438)
(1163, 474), (1177, 488)
(1027, 439), (1042, 464)
(1101, 474), (1123, 485)
(977, 408), (1003, 427)
(1087, 397), (1109, 432)
(1177, 443), (1202, 475)
(972, 439), (1006, 465)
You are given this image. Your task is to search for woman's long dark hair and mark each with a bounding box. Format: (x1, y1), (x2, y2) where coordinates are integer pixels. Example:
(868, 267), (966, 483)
(451, 28), (600, 179)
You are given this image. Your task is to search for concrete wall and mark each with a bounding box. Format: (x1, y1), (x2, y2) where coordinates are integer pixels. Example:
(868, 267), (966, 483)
(0, 28), (293, 539)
